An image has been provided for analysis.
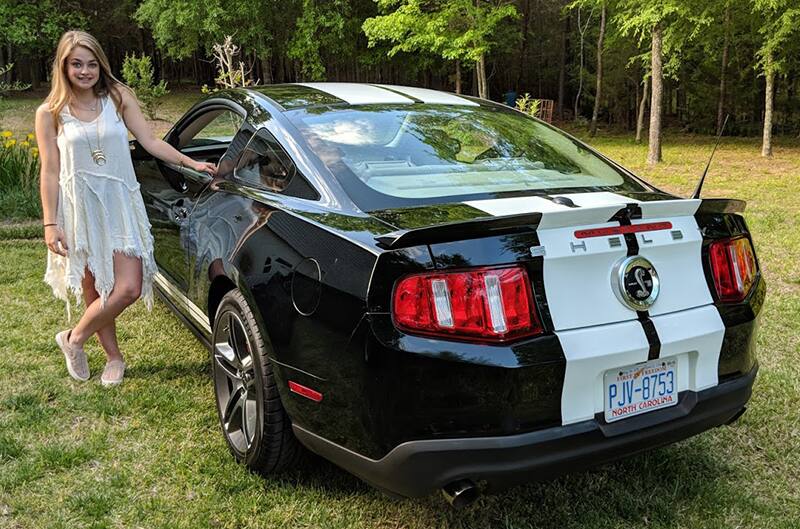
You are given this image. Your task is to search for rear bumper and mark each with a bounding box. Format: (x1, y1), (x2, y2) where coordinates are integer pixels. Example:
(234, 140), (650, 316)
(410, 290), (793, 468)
(294, 363), (757, 498)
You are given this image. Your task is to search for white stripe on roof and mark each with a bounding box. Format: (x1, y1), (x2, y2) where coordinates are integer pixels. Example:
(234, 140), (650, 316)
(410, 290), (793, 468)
(376, 84), (479, 106)
(298, 83), (414, 105)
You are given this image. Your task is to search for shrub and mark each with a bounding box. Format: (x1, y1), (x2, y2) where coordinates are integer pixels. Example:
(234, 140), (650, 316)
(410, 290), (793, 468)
(515, 93), (542, 119)
(0, 131), (41, 220)
(121, 53), (169, 120)
(0, 63), (30, 100)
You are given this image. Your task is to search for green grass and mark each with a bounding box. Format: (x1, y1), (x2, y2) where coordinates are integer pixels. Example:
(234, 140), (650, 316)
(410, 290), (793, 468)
(1, 94), (799, 527)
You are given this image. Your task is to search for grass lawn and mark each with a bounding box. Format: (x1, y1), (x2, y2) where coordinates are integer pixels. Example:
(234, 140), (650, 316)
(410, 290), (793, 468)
(1, 91), (799, 528)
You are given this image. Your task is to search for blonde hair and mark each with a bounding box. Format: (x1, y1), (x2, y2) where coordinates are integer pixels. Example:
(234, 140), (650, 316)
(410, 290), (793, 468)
(45, 30), (134, 130)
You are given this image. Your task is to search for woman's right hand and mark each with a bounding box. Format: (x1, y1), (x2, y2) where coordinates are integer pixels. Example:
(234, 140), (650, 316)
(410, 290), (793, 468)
(45, 225), (69, 256)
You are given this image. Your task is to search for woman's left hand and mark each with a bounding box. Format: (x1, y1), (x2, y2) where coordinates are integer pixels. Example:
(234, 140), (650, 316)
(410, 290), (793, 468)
(189, 159), (218, 176)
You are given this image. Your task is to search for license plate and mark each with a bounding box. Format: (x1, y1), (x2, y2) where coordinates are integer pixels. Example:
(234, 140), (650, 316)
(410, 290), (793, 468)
(604, 358), (678, 422)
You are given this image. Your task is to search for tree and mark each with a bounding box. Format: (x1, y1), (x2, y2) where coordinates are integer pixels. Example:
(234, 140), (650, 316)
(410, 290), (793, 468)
(0, 1), (85, 89)
(635, 70), (649, 142)
(589, 2), (607, 136)
(363, 0), (519, 99)
(647, 23), (663, 164)
(753, 0), (800, 157)
(572, 5), (594, 120)
(614, 0), (711, 163)
(287, 0), (348, 80)
(716, 2), (730, 135)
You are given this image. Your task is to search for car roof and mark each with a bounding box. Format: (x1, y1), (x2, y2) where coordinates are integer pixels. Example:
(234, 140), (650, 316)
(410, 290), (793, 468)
(247, 83), (481, 111)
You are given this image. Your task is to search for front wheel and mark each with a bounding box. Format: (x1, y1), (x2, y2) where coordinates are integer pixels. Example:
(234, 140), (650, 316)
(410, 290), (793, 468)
(211, 289), (301, 473)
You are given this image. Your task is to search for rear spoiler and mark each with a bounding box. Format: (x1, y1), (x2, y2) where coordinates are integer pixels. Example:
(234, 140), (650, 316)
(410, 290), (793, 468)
(695, 198), (746, 214)
(375, 212), (542, 249)
(374, 198), (745, 250)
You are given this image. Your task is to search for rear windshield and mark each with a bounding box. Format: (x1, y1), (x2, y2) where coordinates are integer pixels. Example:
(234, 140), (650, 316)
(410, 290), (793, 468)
(286, 104), (648, 209)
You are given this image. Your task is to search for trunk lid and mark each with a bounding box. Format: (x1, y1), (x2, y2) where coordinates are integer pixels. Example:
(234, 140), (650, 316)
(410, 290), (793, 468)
(372, 192), (715, 332)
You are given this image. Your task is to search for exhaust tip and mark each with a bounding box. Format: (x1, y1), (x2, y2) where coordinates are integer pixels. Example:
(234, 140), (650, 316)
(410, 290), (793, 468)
(442, 479), (479, 509)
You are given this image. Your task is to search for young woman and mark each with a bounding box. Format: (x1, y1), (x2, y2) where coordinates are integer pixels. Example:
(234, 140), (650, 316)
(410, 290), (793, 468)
(36, 30), (217, 386)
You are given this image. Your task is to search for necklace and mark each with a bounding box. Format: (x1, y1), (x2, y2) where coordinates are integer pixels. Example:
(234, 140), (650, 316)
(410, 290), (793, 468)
(74, 96), (106, 166)
(72, 95), (97, 111)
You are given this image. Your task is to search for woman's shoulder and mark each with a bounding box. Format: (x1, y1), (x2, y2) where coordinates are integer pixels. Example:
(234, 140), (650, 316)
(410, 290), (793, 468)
(35, 102), (58, 127)
(109, 83), (136, 111)
(36, 101), (57, 118)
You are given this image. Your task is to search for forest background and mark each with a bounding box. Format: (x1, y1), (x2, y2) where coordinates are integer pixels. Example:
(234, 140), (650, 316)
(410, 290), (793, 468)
(1, 0), (799, 162)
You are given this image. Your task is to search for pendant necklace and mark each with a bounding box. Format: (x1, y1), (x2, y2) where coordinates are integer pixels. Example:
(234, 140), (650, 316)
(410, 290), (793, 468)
(74, 95), (106, 166)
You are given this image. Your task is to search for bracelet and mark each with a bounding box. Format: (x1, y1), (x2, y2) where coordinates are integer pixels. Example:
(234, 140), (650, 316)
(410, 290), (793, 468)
(43, 223), (57, 227)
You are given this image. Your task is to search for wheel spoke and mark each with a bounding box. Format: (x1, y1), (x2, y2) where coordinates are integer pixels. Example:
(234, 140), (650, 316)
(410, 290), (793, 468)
(223, 388), (244, 434)
(227, 313), (237, 350)
(232, 322), (251, 369)
(214, 343), (241, 381)
(240, 393), (250, 442)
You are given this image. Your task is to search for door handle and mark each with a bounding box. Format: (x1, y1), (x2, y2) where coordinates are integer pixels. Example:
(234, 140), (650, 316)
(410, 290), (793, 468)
(174, 206), (189, 222)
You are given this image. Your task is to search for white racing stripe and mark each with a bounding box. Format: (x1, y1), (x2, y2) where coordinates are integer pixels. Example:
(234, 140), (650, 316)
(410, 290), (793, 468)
(633, 215), (712, 316)
(375, 84), (480, 106)
(298, 83), (414, 105)
(650, 305), (725, 392)
(557, 320), (650, 425)
(557, 304), (724, 424)
(461, 192), (722, 425)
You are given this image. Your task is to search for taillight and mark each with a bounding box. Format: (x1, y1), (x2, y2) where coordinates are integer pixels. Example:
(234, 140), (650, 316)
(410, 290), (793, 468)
(392, 266), (543, 342)
(709, 236), (758, 303)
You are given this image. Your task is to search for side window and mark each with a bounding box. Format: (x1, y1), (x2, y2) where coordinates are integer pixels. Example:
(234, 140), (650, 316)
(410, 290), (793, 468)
(177, 109), (244, 150)
(234, 129), (319, 200)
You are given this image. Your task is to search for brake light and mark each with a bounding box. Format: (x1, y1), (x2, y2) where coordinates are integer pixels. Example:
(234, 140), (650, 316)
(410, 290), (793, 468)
(392, 266), (543, 342)
(709, 236), (758, 303)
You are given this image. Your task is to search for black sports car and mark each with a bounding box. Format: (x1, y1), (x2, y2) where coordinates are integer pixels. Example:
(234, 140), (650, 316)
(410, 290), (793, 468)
(131, 83), (763, 506)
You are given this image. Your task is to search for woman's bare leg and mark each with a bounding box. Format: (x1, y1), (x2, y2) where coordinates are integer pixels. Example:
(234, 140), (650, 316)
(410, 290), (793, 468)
(80, 267), (123, 362)
(69, 252), (143, 349)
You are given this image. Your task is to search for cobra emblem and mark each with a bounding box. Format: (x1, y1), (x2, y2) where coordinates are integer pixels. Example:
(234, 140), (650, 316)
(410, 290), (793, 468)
(633, 268), (649, 298)
(611, 256), (660, 311)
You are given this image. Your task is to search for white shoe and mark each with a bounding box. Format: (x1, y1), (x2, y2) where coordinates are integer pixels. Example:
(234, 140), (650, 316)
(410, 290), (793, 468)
(55, 329), (90, 382)
(101, 359), (126, 387)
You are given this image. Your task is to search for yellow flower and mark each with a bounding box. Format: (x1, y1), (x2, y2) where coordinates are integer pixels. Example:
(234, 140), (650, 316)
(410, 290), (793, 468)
(5, 139), (16, 148)
(20, 141), (30, 148)
(26, 133), (35, 141)
(31, 147), (39, 158)
(1, 131), (13, 138)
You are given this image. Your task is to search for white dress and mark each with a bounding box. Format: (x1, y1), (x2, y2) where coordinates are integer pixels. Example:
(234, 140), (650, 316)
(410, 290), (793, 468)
(44, 93), (157, 321)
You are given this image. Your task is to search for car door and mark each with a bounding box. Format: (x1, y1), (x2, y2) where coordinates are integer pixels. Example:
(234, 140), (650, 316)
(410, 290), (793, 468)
(134, 104), (245, 294)
(184, 126), (321, 319)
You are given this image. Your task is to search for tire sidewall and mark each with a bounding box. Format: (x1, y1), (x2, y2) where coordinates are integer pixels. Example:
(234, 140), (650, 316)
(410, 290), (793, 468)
(212, 290), (270, 467)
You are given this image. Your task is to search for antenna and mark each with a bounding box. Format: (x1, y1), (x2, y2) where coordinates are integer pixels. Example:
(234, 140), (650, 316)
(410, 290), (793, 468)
(692, 114), (729, 199)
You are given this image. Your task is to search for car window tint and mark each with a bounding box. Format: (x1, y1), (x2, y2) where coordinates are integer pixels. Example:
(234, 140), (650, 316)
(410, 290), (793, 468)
(233, 130), (320, 200)
(178, 109), (244, 149)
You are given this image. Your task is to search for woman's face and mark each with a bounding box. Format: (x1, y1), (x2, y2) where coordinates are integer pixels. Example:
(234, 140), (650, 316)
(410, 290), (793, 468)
(65, 46), (100, 91)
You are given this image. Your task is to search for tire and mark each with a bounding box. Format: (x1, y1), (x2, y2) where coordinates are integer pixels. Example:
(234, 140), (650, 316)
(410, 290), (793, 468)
(211, 289), (301, 473)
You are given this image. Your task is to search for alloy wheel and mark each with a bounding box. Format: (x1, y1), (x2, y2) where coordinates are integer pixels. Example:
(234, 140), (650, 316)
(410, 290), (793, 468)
(213, 310), (258, 456)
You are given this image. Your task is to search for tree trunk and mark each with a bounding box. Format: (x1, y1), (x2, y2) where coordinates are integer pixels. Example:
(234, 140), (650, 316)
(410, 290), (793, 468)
(647, 24), (663, 164)
(455, 60), (461, 94)
(636, 72), (649, 143)
(517, 0), (531, 90)
(716, 4), (730, 135)
(557, 11), (568, 119)
(762, 56), (775, 157)
(589, 3), (606, 136)
(574, 7), (593, 121)
(261, 56), (272, 84)
(477, 54), (488, 99)
(27, 56), (39, 90)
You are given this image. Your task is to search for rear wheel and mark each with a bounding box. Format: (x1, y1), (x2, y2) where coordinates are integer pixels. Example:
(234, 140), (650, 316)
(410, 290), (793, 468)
(211, 289), (301, 472)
